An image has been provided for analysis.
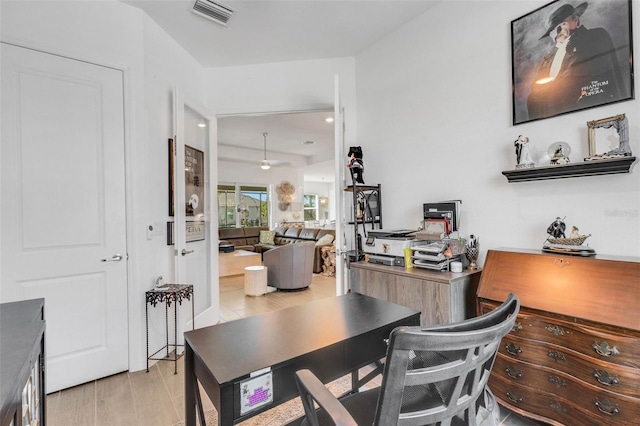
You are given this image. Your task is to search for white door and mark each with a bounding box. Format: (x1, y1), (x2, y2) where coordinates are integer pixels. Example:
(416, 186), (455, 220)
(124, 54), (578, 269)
(172, 89), (215, 331)
(333, 75), (347, 295)
(0, 43), (129, 392)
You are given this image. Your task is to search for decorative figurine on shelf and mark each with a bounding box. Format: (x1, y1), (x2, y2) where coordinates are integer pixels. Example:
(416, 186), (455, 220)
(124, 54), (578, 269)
(569, 226), (581, 239)
(514, 135), (535, 169)
(546, 217), (566, 238)
(465, 235), (479, 270)
(347, 146), (365, 184)
(548, 142), (571, 165)
(544, 217), (592, 247)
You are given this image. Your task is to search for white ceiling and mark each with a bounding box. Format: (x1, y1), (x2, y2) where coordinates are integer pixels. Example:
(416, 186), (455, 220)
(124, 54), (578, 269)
(217, 110), (336, 182)
(217, 111), (334, 157)
(122, 0), (437, 68)
(123, 0), (437, 182)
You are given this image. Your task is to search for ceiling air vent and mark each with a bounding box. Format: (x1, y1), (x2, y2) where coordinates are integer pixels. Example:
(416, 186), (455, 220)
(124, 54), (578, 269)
(192, 0), (235, 26)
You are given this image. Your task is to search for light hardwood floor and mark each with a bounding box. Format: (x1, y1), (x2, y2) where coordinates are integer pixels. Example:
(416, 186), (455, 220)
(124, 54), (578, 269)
(46, 273), (539, 426)
(45, 273), (337, 426)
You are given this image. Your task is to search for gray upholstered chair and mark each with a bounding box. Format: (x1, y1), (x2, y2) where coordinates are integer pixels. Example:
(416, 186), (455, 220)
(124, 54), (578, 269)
(294, 293), (520, 426)
(262, 241), (315, 290)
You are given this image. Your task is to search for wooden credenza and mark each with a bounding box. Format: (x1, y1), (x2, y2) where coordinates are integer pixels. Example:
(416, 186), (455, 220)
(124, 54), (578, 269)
(477, 248), (640, 426)
(350, 261), (481, 326)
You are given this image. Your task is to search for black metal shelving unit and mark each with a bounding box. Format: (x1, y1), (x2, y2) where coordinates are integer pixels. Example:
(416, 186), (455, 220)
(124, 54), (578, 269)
(344, 183), (382, 261)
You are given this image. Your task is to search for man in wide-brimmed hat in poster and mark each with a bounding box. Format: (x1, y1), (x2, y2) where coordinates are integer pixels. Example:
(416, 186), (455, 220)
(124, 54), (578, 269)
(526, 1), (626, 120)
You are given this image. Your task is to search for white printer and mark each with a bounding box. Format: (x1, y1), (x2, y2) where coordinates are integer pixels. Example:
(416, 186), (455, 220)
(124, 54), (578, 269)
(363, 229), (428, 266)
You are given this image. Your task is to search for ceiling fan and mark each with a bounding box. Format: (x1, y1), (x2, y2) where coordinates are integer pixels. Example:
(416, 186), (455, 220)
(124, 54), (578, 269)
(258, 132), (292, 168)
(261, 132), (271, 170)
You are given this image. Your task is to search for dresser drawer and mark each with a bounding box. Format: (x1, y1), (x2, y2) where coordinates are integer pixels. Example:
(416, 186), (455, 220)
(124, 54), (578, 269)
(495, 337), (640, 398)
(480, 301), (640, 369)
(493, 354), (640, 400)
(490, 372), (639, 425)
(490, 373), (597, 426)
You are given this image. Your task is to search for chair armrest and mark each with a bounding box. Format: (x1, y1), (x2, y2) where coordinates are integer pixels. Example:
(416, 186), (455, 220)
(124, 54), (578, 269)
(295, 369), (357, 426)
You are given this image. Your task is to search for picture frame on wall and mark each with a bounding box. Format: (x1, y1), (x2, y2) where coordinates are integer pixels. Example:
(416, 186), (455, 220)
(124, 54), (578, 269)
(166, 220), (205, 245)
(511, 0), (634, 125)
(168, 138), (175, 216)
(168, 140), (205, 217)
(185, 144), (205, 217)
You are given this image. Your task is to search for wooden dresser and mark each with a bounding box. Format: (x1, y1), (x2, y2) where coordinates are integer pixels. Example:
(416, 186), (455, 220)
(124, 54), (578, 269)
(477, 249), (640, 426)
(350, 261), (481, 326)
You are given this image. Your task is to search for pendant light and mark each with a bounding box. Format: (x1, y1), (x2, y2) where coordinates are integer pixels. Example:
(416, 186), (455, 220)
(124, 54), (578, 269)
(261, 132), (271, 170)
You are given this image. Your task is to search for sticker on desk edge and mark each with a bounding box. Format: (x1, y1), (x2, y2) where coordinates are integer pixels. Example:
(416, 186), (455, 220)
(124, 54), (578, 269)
(240, 371), (273, 416)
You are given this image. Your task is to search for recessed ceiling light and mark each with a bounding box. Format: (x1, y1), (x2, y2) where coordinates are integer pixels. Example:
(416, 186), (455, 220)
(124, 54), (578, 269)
(303, 140), (315, 145)
(325, 117), (334, 123)
(198, 123), (206, 128)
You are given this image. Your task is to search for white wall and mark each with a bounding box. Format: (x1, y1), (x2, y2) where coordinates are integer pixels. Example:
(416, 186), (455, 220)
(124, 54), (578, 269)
(205, 58), (356, 117)
(356, 0), (640, 261)
(1, 0), (209, 372)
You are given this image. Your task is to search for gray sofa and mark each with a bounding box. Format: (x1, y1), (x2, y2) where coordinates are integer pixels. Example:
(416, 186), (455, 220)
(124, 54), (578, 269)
(218, 227), (268, 251)
(262, 242), (315, 290)
(255, 226), (335, 274)
(219, 226), (335, 274)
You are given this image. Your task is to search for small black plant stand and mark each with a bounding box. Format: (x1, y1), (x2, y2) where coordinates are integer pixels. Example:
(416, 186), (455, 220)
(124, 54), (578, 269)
(146, 283), (194, 374)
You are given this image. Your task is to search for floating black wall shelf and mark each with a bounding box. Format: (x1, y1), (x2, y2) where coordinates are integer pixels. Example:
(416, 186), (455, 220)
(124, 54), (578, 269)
(502, 157), (637, 183)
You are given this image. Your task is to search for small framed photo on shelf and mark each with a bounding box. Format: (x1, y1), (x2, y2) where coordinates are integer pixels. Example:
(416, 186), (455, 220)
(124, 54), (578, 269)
(586, 113), (632, 159)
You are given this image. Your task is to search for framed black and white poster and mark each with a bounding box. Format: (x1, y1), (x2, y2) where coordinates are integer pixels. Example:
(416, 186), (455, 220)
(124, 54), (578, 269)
(168, 141), (205, 217)
(511, 0), (634, 125)
(185, 145), (204, 217)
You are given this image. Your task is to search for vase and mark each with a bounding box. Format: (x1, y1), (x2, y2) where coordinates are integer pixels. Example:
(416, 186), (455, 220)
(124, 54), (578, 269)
(466, 247), (479, 269)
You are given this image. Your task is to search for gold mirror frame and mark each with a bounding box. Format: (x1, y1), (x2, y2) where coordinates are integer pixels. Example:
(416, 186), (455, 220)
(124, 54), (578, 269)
(587, 114), (630, 158)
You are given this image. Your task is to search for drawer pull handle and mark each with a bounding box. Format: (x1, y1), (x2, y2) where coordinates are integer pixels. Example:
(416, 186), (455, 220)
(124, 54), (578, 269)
(506, 366), (523, 379)
(506, 391), (524, 404)
(548, 375), (567, 387)
(593, 341), (619, 357)
(547, 351), (566, 362)
(594, 398), (620, 416)
(593, 369), (620, 386)
(511, 322), (523, 333)
(545, 324), (566, 336)
(505, 342), (522, 356)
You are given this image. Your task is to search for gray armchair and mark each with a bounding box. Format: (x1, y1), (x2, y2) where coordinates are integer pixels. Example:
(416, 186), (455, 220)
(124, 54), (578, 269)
(263, 241), (315, 290)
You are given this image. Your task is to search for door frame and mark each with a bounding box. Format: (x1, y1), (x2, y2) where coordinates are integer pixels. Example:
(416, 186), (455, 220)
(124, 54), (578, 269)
(216, 104), (338, 292)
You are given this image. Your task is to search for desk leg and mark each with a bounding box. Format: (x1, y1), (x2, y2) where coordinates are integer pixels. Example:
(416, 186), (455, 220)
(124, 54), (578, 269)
(145, 302), (149, 372)
(184, 343), (205, 426)
(174, 301), (178, 374)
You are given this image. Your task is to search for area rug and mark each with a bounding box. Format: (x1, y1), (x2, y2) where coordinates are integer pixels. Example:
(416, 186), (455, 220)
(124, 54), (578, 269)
(175, 374), (355, 426)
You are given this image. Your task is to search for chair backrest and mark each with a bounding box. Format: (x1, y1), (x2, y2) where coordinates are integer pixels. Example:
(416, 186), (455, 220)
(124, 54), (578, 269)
(374, 293), (519, 426)
(263, 241), (315, 289)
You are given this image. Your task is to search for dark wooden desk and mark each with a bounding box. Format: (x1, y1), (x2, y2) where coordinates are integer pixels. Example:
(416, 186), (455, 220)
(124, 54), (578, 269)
(184, 293), (420, 426)
(1, 299), (46, 426)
